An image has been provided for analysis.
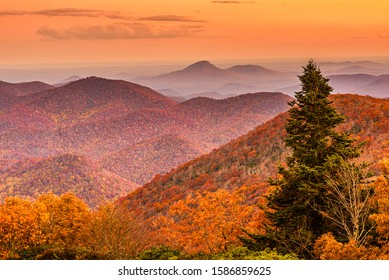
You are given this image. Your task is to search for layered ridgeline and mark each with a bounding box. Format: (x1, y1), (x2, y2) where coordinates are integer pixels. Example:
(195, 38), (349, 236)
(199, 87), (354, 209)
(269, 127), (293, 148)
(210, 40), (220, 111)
(122, 94), (389, 217)
(135, 60), (296, 96)
(135, 60), (389, 98)
(0, 77), (291, 206)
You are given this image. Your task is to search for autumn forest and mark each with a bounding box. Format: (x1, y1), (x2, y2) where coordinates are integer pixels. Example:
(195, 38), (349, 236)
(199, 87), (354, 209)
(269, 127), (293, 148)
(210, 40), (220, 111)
(0, 60), (388, 260)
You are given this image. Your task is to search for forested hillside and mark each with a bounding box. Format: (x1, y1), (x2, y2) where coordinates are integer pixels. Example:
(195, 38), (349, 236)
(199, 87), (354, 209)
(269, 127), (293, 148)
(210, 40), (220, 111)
(0, 154), (138, 208)
(0, 77), (291, 198)
(123, 94), (389, 217)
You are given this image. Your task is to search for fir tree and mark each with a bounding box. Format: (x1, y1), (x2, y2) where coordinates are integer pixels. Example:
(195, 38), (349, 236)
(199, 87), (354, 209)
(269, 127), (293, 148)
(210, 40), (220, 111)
(243, 60), (361, 259)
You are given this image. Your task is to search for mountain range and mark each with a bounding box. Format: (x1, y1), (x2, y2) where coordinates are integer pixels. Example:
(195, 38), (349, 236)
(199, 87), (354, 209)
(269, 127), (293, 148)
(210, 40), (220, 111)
(134, 60), (297, 96)
(0, 77), (292, 205)
(1, 63), (388, 209)
(134, 60), (389, 99)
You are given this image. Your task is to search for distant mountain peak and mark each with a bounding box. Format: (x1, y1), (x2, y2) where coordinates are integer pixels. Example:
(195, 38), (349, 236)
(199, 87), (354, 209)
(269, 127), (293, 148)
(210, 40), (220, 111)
(183, 60), (221, 73)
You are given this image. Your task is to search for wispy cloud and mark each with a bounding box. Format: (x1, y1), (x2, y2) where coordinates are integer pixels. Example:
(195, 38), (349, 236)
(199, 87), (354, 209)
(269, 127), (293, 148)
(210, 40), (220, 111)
(1, 8), (207, 41)
(138, 15), (206, 23)
(0, 9), (205, 22)
(0, 8), (132, 20)
(212, 1), (256, 3)
(36, 23), (203, 40)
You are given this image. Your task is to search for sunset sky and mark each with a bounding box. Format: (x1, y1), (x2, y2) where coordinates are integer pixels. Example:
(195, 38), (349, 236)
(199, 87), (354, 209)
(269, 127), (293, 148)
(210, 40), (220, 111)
(1, 0), (389, 66)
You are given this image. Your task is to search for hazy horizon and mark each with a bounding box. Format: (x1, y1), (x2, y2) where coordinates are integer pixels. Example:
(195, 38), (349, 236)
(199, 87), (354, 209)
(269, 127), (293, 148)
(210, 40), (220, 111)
(2, 57), (389, 84)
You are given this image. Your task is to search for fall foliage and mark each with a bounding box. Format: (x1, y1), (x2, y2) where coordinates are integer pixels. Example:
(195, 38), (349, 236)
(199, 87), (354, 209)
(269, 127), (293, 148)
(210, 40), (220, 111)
(0, 193), (155, 259)
(0, 73), (388, 260)
(314, 157), (389, 260)
(152, 188), (264, 255)
(86, 202), (152, 259)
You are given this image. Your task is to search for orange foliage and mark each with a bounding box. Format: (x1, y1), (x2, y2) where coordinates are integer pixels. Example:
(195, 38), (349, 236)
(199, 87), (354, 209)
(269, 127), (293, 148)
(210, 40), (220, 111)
(0, 193), (91, 259)
(314, 233), (371, 260)
(152, 187), (264, 255)
(0, 197), (47, 259)
(36, 193), (91, 248)
(370, 158), (389, 239)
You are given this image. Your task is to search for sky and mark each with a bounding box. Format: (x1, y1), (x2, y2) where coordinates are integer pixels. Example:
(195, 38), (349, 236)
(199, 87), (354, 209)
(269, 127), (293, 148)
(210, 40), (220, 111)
(1, 0), (389, 67)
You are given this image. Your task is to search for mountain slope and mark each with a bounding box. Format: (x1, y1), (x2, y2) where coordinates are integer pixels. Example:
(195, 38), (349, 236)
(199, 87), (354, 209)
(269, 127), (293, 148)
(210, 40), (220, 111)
(121, 94), (389, 216)
(0, 81), (54, 109)
(0, 77), (293, 187)
(0, 154), (139, 208)
(101, 134), (205, 185)
(29, 76), (177, 124)
(0, 81), (54, 96)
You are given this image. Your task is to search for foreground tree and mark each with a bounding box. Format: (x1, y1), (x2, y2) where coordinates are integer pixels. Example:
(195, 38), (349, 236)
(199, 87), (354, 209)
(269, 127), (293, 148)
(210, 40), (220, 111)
(0, 197), (47, 259)
(244, 60), (361, 258)
(0, 193), (92, 259)
(315, 158), (389, 259)
(320, 158), (374, 246)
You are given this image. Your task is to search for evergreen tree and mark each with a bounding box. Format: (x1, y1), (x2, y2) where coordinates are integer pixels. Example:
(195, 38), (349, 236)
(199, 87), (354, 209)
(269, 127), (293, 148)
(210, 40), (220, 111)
(243, 60), (360, 259)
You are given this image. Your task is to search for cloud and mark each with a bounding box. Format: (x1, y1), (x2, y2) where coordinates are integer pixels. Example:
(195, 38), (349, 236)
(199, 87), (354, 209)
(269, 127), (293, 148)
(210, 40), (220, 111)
(138, 15), (206, 23)
(36, 23), (203, 40)
(0, 9), (205, 22)
(1, 8), (207, 40)
(0, 8), (132, 20)
(212, 1), (256, 3)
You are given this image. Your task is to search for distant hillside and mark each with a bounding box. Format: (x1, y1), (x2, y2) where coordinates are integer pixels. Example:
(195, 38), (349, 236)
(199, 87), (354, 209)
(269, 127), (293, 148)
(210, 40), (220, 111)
(226, 64), (280, 77)
(328, 74), (389, 97)
(319, 61), (389, 75)
(0, 154), (139, 208)
(101, 134), (204, 185)
(122, 94), (389, 217)
(278, 74), (389, 98)
(171, 92), (292, 149)
(28, 76), (177, 123)
(0, 81), (54, 109)
(135, 60), (389, 99)
(135, 60), (296, 95)
(0, 81), (54, 96)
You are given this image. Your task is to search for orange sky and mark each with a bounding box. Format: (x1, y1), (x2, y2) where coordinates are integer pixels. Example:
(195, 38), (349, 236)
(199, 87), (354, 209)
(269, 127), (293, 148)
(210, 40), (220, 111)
(1, 0), (389, 66)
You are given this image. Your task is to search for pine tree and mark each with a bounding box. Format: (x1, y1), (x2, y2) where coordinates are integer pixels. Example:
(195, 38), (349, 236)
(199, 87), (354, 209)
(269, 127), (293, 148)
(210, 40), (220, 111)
(243, 60), (360, 259)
